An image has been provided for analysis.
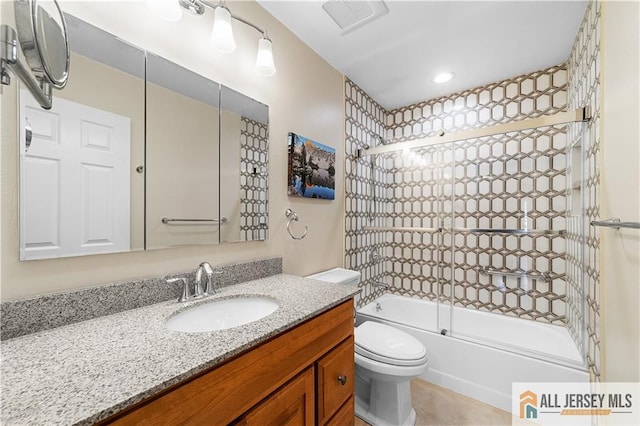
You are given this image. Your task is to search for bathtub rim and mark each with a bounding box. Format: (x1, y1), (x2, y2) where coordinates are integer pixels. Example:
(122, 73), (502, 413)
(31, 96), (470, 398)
(357, 294), (588, 372)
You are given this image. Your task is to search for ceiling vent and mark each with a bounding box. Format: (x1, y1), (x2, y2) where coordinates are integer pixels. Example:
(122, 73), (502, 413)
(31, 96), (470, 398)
(322, 0), (388, 34)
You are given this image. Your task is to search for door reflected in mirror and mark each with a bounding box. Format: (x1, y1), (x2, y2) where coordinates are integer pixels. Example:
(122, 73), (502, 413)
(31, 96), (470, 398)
(19, 14), (145, 260)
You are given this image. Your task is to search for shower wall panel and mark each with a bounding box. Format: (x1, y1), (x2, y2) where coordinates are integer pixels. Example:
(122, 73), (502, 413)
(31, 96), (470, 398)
(344, 78), (388, 306)
(567, 0), (601, 380)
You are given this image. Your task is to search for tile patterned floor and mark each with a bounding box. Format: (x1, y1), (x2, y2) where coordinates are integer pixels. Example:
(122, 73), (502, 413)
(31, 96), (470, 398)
(354, 379), (517, 426)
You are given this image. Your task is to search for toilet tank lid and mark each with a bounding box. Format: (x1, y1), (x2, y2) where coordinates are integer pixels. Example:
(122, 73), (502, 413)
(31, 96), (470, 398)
(306, 268), (361, 285)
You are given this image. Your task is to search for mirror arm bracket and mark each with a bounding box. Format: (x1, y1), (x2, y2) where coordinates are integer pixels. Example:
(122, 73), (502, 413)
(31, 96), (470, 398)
(1, 25), (52, 110)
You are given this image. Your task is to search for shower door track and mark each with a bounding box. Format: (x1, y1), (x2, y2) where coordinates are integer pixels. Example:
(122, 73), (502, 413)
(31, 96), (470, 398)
(358, 107), (590, 157)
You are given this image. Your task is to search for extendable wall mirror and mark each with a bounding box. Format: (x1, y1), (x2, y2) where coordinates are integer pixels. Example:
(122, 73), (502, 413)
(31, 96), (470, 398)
(1, 0), (70, 108)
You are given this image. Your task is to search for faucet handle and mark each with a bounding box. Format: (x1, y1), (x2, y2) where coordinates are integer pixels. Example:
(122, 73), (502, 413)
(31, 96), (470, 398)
(168, 277), (189, 303)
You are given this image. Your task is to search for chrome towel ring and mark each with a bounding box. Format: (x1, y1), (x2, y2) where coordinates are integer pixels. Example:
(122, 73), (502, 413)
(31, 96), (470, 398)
(285, 208), (308, 240)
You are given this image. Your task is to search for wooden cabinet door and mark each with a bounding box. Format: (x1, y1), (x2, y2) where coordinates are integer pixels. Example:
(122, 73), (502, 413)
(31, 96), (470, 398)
(239, 367), (315, 426)
(105, 301), (353, 426)
(316, 337), (355, 425)
(325, 396), (355, 426)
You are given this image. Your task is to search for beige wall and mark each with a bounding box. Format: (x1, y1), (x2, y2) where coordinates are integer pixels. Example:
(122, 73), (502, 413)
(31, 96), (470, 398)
(600, 0), (640, 382)
(145, 82), (220, 248)
(220, 110), (242, 243)
(0, 0), (345, 301)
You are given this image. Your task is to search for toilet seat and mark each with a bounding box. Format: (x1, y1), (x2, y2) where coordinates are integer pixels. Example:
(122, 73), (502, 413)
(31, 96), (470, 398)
(355, 321), (428, 367)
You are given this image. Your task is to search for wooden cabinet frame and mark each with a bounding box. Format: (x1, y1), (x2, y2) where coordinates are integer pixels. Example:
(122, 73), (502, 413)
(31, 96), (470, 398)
(104, 300), (354, 425)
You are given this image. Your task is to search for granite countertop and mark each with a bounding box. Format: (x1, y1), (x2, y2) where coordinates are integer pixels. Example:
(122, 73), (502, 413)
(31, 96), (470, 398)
(0, 274), (359, 425)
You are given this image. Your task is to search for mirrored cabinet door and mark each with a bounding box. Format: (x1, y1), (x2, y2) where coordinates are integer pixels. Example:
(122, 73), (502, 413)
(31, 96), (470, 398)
(16, 10), (270, 260)
(19, 14), (145, 260)
(220, 86), (269, 243)
(145, 53), (221, 250)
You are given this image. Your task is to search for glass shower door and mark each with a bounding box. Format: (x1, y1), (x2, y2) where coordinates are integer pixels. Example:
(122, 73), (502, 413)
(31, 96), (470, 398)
(443, 127), (577, 365)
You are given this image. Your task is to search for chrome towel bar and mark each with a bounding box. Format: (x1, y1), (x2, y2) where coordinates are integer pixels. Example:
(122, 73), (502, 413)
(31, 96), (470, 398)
(362, 226), (440, 233)
(479, 266), (552, 283)
(452, 227), (565, 236)
(591, 217), (640, 230)
(161, 217), (228, 224)
(362, 226), (565, 236)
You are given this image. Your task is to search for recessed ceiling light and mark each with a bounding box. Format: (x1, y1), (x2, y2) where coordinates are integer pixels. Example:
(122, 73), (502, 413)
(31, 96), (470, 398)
(433, 72), (455, 84)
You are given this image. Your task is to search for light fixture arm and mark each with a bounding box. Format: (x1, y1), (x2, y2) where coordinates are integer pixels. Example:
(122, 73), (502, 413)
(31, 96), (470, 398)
(198, 0), (268, 38)
(178, 0), (275, 76)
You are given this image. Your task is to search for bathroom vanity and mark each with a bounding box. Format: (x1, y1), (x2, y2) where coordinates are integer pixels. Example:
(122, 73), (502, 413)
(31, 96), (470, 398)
(0, 274), (358, 425)
(104, 300), (354, 425)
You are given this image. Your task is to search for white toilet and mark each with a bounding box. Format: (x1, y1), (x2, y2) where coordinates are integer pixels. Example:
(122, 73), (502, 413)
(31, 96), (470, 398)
(306, 268), (429, 426)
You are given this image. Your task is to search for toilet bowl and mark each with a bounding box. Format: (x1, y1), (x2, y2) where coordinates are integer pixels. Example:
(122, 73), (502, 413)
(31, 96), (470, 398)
(306, 268), (429, 426)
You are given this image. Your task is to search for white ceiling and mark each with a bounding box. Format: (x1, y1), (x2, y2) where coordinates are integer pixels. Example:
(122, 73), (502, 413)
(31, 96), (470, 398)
(257, 0), (588, 110)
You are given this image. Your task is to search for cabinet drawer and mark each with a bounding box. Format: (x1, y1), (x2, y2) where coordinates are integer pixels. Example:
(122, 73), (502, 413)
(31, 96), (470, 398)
(239, 367), (314, 426)
(316, 336), (355, 425)
(325, 396), (355, 426)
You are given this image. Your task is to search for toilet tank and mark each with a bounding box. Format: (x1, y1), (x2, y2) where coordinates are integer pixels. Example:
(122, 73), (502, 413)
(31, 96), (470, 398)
(306, 268), (361, 286)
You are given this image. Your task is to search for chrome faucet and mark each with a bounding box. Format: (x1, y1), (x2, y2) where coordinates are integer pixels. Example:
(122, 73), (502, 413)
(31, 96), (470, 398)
(195, 262), (215, 296)
(372, 281), (389, 290)
(168, 262), (220, 303)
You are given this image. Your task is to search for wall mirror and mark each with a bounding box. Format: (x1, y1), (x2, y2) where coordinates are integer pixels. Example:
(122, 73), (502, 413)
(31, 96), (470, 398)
(219, 86), (269, 243)
(16, 11), (269, 260)
(18, 14), (145, 260)
(145, 53), (221, 250)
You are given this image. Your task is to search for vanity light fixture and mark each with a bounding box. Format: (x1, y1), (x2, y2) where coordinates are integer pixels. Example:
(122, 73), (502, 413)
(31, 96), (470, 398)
(210, 4), (236, 53)
(255, 36), (276, 77)
(433, 71), (455, 84)
(151, 0), (276, 77)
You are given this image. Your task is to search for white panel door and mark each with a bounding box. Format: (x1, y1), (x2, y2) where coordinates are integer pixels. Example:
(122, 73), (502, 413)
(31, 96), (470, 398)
(20, 90), (131, 260)
(20, 106), (62, 259)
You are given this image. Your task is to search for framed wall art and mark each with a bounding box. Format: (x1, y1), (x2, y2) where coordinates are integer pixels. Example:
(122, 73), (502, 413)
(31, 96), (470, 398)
(287, 132), (335, 200)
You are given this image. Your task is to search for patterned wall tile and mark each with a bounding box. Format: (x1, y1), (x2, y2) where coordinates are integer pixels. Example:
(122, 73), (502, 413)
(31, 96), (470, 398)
(344, 78), (388, 306)
(567, 0), (601, 380)
(381, 64), (569, 325)
(240, 117), (269, 241)
(343, 2), (597, 375)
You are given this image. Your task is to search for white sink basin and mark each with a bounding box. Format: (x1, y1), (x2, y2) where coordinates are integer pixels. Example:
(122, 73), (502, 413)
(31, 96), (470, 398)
(165, 296), (279, 332)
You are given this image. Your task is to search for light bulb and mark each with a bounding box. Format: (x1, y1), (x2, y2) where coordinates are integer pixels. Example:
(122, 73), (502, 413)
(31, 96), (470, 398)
(147, 0), (182, 21)
(210, 6), (236, 53)
(433, 72), (455, 84)
(255, 37), (276, 77)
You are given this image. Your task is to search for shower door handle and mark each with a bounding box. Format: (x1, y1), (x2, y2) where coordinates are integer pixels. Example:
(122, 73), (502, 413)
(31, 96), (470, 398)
(24, 117), (32, 152)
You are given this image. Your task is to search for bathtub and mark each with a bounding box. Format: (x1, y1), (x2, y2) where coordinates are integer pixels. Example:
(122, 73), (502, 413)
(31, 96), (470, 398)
(356, 294), (589, 412)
